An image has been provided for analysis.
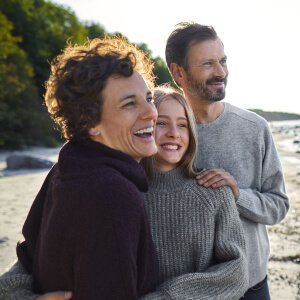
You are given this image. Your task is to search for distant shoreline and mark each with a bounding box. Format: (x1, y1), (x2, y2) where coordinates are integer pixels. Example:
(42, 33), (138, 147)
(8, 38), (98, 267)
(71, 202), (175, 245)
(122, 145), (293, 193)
(249, 109), (300, 122)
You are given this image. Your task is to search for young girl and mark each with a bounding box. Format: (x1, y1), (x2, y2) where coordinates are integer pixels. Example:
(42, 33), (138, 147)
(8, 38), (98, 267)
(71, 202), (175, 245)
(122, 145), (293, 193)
(0, 85), (248, 299)
(140, 85), (248, 299)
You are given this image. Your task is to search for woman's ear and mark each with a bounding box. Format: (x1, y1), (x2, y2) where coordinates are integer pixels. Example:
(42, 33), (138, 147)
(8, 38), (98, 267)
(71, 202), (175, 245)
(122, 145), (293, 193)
(88, 126), (101, 137)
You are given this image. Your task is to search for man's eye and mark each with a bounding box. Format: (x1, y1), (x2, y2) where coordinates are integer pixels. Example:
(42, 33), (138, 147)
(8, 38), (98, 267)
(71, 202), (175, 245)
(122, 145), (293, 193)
(220, 59), (227, 66)
(204, 61), (213, 66)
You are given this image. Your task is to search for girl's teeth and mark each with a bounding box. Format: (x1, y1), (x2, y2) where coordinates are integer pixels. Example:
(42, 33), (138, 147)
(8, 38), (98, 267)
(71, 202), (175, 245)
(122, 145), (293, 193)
(163, 145), (178, 150)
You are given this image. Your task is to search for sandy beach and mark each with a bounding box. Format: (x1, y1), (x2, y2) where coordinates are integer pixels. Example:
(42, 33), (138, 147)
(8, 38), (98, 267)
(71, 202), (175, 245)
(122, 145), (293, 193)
(0, 126), (299, 299)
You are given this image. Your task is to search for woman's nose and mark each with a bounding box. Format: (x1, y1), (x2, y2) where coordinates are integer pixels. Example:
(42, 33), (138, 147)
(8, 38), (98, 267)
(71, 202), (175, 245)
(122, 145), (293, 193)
(142, 102), (158, 121)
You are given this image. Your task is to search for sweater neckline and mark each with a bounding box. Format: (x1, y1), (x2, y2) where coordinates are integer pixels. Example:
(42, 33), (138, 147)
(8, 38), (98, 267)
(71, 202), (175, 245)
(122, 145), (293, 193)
(197, 102), (230, 128)
(58, 140), (149, 192)
(148, 167), (189, 192)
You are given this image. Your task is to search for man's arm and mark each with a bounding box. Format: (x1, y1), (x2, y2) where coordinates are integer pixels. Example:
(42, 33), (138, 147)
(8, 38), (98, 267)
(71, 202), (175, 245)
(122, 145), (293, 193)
(197, 125), (289, 225)
(235, 124), (289, 225)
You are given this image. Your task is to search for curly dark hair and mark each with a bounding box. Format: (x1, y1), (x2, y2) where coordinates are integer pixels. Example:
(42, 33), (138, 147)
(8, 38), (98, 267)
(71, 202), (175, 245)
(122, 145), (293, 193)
(45, 36), (155, 142)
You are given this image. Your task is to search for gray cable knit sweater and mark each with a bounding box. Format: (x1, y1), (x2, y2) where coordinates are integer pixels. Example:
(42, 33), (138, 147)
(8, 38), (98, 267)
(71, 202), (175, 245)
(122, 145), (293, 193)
(0, 168), (248, 300)
(140, 168), (248, 299)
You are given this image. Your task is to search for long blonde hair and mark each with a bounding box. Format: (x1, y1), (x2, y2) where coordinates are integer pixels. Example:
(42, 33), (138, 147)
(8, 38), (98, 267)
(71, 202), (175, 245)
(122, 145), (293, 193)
(141, 84), (198, 178)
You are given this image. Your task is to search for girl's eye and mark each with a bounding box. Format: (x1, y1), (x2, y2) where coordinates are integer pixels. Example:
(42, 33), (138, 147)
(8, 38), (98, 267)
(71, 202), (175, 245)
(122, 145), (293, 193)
(147, 97), (154, 103)
(156, 121), (166, 126)
(178, 123), (188, 128)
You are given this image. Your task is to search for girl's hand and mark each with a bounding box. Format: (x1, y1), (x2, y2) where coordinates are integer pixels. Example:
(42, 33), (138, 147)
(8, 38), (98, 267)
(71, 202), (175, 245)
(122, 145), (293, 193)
(36, 291), (72, 300)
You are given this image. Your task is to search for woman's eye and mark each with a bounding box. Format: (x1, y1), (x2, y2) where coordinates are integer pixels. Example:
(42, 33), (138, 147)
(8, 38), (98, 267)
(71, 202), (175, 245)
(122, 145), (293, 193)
(122, 101), (135, 108)
(156, 121), (166, 126)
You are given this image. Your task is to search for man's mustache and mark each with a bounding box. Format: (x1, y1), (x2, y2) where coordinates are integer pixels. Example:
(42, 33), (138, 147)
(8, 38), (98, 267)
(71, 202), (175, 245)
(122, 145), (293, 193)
(206, 77), (227, 84)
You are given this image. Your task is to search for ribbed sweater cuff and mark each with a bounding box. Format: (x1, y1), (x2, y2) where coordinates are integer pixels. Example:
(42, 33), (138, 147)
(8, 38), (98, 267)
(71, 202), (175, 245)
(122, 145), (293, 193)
(0, 262), (39, 300)
(236, 189), (252, 212)
(0, 273), (38, 300)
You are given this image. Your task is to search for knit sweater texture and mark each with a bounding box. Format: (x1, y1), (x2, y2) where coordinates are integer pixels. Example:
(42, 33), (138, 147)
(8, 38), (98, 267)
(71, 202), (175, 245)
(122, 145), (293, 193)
(195, 102), (289, 288)
(141, 167), (248, 300)
(6, 140), (159, 300)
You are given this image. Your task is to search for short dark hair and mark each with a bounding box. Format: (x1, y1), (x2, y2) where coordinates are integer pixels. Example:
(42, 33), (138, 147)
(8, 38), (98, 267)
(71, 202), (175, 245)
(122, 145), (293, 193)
(45, 36), (154, 142)
(165, 21), (218, 69)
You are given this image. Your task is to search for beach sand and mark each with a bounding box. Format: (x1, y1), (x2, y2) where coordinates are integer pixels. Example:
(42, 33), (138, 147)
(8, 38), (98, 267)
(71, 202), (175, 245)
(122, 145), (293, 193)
(0, 132), (299, 299)
(268, 131), (300, 300)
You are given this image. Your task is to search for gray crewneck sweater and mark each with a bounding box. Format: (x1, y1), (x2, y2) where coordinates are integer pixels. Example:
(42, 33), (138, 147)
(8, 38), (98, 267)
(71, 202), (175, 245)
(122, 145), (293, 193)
(195, 102), (289, 288)
(141, 167), (248, 299)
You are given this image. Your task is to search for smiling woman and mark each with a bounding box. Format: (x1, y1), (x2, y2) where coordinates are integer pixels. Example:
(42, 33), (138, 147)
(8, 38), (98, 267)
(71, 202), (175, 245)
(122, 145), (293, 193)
(89, 72), (157, 161)
(0, 36), (159, 300)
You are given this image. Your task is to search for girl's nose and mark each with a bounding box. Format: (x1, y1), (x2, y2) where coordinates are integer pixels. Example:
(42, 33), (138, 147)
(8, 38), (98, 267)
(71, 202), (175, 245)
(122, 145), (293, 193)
(167, 125), (180, 138)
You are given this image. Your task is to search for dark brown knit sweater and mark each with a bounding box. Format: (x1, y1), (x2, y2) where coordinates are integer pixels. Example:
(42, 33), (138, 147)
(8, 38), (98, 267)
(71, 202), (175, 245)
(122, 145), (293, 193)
(16, 140), (158, 300)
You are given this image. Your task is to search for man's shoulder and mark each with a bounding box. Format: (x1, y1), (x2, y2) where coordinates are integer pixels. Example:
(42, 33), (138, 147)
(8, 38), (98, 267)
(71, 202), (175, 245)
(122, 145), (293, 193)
(226, 102), (268, 127)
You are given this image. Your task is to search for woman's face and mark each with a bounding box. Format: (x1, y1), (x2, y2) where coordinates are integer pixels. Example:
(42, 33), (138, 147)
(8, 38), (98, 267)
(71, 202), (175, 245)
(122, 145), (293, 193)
(154, 98), (190, 172)
(90, 71), (158, 161)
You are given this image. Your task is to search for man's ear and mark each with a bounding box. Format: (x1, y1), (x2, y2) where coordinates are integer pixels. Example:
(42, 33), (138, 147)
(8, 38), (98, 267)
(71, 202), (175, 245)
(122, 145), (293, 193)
(170, 63), (184, 85)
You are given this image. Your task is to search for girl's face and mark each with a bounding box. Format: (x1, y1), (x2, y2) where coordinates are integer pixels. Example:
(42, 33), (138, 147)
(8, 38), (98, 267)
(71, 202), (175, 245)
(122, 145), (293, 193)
(154, 98), (189, 172)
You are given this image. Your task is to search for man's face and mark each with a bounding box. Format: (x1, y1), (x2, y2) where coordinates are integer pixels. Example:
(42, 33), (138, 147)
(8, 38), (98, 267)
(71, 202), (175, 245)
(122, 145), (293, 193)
(183, 38), (228, 102)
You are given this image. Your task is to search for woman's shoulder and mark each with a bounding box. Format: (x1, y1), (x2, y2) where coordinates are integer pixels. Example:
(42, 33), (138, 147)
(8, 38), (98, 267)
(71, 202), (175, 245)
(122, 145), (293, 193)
(54, 164), (144, 214)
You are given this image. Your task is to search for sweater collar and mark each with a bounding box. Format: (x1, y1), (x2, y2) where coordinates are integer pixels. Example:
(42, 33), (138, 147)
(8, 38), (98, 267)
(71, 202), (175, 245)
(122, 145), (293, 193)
(196, 102), (229, 128)
(58, 140), (149, 192)
(148, 167), (189, 192)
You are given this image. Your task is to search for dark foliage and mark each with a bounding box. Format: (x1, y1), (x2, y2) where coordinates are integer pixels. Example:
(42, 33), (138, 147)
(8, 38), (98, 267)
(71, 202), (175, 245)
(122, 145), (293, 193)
(0, 0), (172, 148)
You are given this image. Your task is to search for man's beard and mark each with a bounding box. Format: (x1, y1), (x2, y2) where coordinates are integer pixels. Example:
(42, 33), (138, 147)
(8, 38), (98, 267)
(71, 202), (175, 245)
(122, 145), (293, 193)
(186, 73), (227, 102)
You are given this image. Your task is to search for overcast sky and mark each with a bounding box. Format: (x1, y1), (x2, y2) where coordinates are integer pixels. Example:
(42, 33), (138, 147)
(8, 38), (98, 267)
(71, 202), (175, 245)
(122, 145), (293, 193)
(52, 0), (300, 114)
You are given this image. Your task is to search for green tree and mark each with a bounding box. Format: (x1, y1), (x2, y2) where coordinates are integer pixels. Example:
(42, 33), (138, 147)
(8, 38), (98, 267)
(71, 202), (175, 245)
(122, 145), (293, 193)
(84, 21), (106, 39)
(137, 42), (173, 86)
(0, 0), (173, 148)
(153, 56), (174, 86)
(0, 0), (88, 94)
(0, 12), (54, 148)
